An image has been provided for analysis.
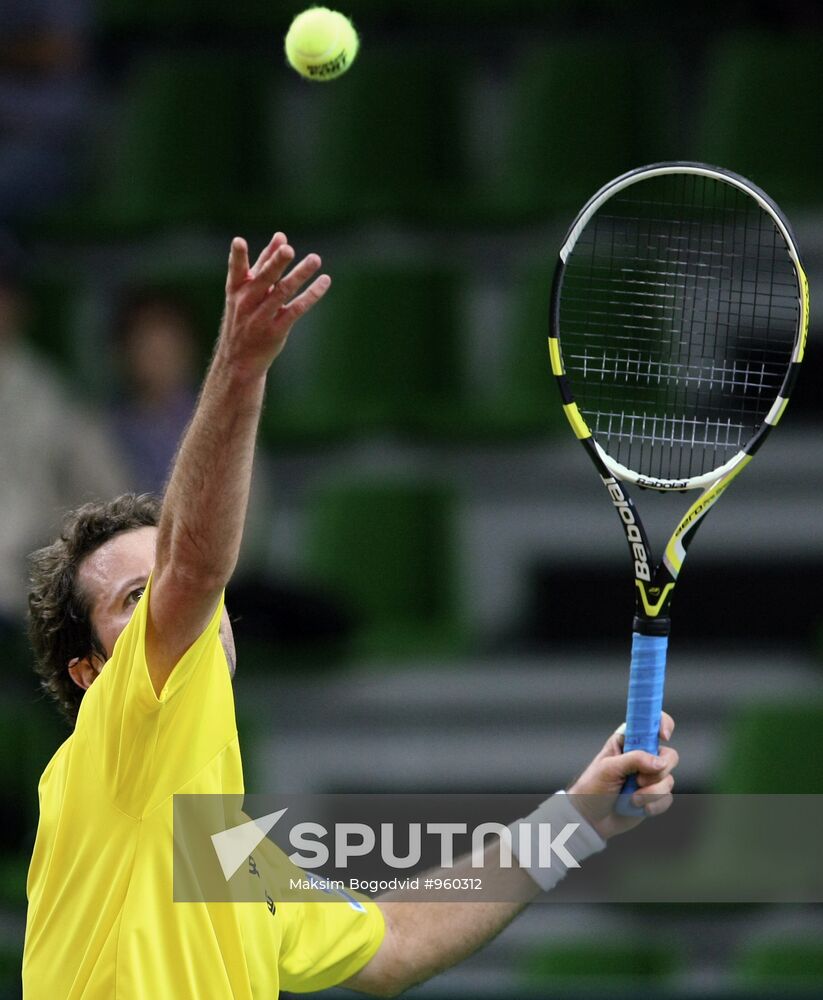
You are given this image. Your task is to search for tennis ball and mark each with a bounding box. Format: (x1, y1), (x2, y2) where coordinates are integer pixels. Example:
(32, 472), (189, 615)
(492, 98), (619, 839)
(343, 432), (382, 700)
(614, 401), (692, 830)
(285, 7), (359, 82)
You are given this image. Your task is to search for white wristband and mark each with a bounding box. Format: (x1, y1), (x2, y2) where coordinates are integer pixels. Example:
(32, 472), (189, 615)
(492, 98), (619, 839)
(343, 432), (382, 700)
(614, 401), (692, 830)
(508, 791), (607, 892)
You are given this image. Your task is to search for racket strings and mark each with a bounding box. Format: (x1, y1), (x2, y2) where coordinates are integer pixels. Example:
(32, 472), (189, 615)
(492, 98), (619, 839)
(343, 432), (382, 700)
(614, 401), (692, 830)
(592, 411), (747, 451)
(567, 352), (787, 393)
(559, 172), (799, 481)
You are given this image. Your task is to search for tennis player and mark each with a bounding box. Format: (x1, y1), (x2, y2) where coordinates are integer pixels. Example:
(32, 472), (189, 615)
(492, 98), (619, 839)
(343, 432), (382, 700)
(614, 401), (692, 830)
(22, 234), (678, 998)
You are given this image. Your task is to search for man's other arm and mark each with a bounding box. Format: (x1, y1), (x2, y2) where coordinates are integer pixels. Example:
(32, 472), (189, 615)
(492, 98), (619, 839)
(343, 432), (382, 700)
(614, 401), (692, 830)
(345, 717), (678, 997)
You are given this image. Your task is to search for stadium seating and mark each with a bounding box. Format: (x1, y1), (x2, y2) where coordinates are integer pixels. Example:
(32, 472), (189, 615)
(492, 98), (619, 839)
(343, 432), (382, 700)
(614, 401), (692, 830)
(470, 264), (570, 439)
(0, 934), (22, 1000)
(269, 47), (469, 226)
(493, 39), (678, 220)
(716, 701), (823, 794)
(520, 939), (680, 991)
(302, 478), (466, 657)
(93, 1), (682, 41)
(95, 0), (277, 32)
(695, 33), (823, 209)
(44, 51), (274, 234)
(614, 701), (823, 904)
(261, 263), (466, 444)
(0, 698), (67, 907)
(735, 937), (823, 992)
(24, 275), (83, 378)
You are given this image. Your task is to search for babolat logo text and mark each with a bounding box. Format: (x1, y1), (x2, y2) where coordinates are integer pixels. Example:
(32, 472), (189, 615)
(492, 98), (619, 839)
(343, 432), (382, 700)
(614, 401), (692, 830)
(636, 475), (688, 491)
(602, 476), (651, 581)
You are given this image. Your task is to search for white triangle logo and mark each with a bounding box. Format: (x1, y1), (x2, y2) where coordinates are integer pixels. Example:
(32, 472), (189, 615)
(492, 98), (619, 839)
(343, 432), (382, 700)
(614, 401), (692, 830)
(210, 808), (288, 881)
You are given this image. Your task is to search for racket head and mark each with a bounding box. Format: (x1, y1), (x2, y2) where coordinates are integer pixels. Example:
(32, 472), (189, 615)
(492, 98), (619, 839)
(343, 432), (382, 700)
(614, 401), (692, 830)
(549, 162), (809, 491)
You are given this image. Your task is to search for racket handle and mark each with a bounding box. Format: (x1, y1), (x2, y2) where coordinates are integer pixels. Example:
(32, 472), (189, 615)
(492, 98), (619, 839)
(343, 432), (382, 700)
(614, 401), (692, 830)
(615, 631), (668, 817)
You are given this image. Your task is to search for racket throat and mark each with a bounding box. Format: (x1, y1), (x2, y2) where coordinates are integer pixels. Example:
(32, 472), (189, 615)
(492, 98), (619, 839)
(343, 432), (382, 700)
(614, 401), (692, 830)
(599, 472), (676, 632)
(634, 576), (675, 631)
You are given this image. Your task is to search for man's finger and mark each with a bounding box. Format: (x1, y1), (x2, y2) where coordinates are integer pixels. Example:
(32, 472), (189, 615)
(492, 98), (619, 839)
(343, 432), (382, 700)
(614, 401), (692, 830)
(635, 774), (675, 798)
(614, 713), (674, 747)
(592, 722), (626, 762)
(248, 244), (296, 299)
(638, 791), (674, 818)
(595, 710), (675, 765)
(250, 232), (287, 278)
(275, 274), (332, 324)
(605, 749), (666, 780)
(262, 253), (323, 311)
(635, 746), (679, 786)
(227, 237), (250, 290)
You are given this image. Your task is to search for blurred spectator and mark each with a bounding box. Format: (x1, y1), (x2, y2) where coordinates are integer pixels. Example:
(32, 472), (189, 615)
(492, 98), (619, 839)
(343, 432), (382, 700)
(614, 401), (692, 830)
(0, 0), (92, 220)
(111, 291), (199, 494)
(0, 233), (127, 626)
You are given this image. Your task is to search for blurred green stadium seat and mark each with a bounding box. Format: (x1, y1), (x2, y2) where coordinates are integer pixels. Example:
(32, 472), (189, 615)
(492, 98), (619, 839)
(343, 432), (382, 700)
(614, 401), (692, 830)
(96, 0), (281, 32)
(0, 689), (63, 1000)
(465, 266), (570, 440)
(521, 939), (680, 990)
(696, 33), (823, 210)
(735, 937), (823, 992)
(24, 276), (84, 379)
(0, 698), (67, 908)
(303, 478), (467, 658)
(262, 264), (465, 444)
(494, 39), (678, 220)
(0, 853), (30, 913)
(0, 931), (22, 1000)
(681, 699), (823, 899)
(716, 701), (823, 794)
(271, 46), (470, 226)
(43, 51), (274, 234)
(0, 699), (66, 844)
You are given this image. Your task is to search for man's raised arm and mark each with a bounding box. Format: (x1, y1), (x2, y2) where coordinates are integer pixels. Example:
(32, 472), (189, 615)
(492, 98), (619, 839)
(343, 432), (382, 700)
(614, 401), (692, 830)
(146, 233), (330, 693)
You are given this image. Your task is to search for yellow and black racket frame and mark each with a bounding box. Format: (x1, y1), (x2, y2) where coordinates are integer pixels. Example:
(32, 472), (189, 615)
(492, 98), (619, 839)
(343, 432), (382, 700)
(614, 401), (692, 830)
(548, 161), (809, 638)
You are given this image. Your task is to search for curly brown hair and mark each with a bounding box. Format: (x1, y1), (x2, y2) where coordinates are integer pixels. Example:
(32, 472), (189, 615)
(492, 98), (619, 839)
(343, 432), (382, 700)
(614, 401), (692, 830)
(28, 494), (161, 725)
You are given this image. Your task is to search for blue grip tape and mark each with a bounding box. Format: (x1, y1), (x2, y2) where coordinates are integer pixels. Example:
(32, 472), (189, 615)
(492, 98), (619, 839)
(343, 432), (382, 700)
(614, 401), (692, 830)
(615, 632), (668, 817)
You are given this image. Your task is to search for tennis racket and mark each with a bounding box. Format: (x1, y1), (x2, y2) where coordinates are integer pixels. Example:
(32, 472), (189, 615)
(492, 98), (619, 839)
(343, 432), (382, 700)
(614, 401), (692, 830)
(549, 162), (809, 815)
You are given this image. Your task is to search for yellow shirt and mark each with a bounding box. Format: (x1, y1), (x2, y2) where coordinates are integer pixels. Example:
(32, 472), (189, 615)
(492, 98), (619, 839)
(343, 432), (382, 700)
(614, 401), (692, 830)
(23, 579), (384, 998)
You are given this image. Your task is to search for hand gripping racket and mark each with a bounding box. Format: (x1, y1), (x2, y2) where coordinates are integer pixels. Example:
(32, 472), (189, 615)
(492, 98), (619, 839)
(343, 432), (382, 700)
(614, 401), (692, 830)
(549, 162), (809, 815)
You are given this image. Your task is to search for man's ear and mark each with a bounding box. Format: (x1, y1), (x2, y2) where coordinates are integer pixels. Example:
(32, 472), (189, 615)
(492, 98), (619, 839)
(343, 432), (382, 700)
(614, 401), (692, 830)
(67, 656), (101, 692)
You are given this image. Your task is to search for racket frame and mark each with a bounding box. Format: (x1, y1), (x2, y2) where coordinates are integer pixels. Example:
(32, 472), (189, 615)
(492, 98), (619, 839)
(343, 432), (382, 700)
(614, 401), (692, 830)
(548, 162), (809, 812)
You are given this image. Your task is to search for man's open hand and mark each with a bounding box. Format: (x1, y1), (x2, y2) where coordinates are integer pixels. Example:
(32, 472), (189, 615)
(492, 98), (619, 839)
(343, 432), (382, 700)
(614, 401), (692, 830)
(567, 712), (679, 840)
(218, 233), (331, 382)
